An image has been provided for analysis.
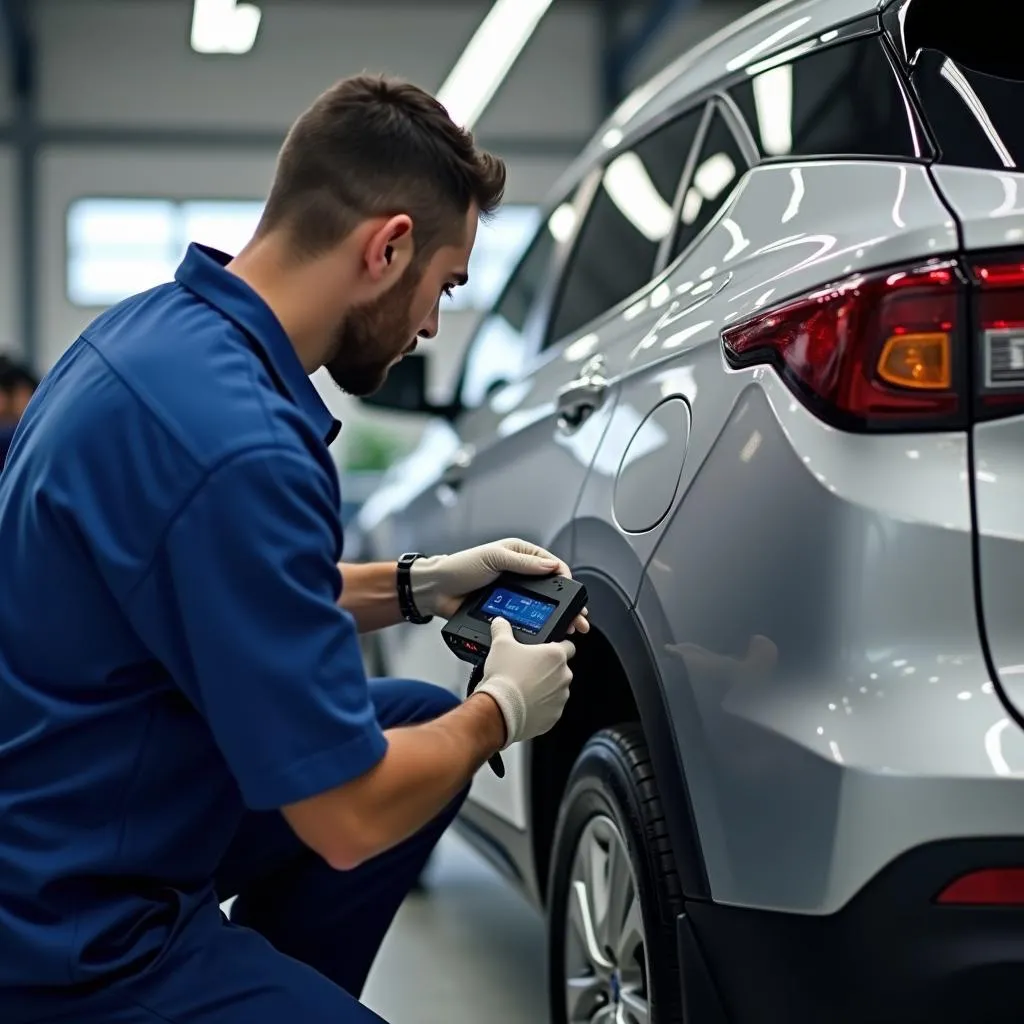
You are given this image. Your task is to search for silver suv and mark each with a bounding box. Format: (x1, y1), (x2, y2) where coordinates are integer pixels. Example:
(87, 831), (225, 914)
(356, 1), (1024, 1020)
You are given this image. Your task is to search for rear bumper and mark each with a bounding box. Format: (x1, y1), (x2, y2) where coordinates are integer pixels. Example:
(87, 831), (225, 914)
(680, 838), (1024, 1024)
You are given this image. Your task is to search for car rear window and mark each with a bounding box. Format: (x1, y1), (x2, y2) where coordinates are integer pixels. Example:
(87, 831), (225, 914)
(729, 35), (918, 160)
(903, 0), (1024, 169)
(910, 50), (1024, 170)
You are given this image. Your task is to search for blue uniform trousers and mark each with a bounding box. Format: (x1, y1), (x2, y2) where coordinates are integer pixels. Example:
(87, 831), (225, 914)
(27, 678), (464, 1023)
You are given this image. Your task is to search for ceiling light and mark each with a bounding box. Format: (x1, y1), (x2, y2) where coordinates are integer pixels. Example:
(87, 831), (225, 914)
(191, 0), (262, 55)
(437, 0), (554, 129)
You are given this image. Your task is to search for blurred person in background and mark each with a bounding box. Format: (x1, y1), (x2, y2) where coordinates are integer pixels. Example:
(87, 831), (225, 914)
(0, 355), (38, 469)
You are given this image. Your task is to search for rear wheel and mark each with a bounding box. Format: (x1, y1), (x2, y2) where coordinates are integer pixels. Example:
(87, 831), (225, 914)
(547, 725), (685, 1024)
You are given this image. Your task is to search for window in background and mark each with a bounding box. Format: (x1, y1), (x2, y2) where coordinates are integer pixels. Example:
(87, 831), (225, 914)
(728, 36), (917, 161)
(545, 107), (704, 346)
(67, 198), (265, 307)
(68, 198), (541, 311)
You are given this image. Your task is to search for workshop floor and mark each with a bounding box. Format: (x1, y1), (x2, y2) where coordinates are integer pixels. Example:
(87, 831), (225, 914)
(363, 832), (548, 1023)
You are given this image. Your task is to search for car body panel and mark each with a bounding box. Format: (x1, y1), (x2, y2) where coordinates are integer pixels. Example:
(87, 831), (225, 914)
(574, 158), (959, 603)
(923, 168), (1024, 733)
(637, 374), (1024, 915)
(929, 168), (1024, 251)
(357, 419), (470, 702)
(440, 361), (620, 827)
(972, 414), (1024, 728)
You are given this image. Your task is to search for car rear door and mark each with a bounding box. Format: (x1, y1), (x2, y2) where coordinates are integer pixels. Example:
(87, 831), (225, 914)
(895, 7), (1024, 723)
(453, 106), (707, 828)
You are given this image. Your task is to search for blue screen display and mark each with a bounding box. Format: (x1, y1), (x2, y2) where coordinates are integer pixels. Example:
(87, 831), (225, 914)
(479, 587), (557, 635)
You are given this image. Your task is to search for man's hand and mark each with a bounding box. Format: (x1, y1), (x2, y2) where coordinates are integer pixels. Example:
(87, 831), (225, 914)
(409, 537), (590, 630)
(475, 617), (576, 747)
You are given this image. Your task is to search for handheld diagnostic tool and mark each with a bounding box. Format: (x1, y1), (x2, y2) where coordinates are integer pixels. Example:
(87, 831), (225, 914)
(442, 572), (587, 780)
(441, 572), (588, 667)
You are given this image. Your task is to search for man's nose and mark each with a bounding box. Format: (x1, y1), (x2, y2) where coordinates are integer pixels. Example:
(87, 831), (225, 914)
(418, 305), (440, 340)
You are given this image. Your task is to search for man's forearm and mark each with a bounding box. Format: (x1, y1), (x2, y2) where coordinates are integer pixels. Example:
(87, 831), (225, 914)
(336, 561), (404, 633)
(282, 692), (506, 870)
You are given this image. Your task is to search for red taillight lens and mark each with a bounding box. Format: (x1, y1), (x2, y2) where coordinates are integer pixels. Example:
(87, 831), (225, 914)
(722, 262), (963, 429)
(936, 868), (1024, 906)
(970, 259), (1024, 419)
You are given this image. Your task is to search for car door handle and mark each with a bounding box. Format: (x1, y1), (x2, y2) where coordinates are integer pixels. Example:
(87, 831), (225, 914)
(440, 445), (475, 489)
(557, 366), (608, 431)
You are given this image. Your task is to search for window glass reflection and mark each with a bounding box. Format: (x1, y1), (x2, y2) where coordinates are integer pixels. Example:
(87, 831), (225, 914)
(671, 111), (745, 261)
(729, 36), (916, 160)
(911, 49), (1024, 170)
(546, 107), (703, 345)
(458, 213), (560, 410)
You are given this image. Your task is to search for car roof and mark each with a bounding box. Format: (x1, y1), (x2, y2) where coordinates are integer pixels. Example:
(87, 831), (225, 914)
(556, 0), (888, 192)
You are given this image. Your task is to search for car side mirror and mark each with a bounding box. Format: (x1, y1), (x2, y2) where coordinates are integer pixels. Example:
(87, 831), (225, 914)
(359, 353), (456, 418)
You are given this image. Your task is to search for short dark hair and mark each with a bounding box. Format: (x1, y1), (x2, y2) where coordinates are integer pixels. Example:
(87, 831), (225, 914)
(0, 356), (38, 394)
(258, 74), (507, 263)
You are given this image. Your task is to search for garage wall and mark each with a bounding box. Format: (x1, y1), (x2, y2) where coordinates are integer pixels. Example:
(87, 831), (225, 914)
(0, 147), (15, 352)
(628, 0), (762, 89)
(38, 0), (600, 140)
(38, 145), (567, 430)
(2, 0), (757, 458)
(0, 38), (14, 352)
(7, 0), (600, 370)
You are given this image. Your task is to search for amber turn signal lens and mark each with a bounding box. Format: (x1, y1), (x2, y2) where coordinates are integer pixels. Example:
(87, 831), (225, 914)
(876, 332), (951, 390)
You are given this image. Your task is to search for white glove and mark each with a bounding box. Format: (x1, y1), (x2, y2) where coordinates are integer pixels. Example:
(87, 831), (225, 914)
(475, 617), (576, 747)
(409, 538), (589, 631)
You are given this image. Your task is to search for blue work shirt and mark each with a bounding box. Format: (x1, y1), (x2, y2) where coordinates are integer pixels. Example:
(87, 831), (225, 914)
(0, 244), (388, 994)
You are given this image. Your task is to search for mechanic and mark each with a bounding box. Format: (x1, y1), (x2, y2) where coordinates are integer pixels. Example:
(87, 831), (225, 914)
(0, 74), (586, 1024)
(0, 354), (38, 468)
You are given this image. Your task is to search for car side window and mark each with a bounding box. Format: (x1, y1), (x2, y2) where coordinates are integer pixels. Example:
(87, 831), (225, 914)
(669, 107), (748, 263)
(458, 216), (560, 410)
(728, 36), (917, 159)
(544, 108), (704, 347)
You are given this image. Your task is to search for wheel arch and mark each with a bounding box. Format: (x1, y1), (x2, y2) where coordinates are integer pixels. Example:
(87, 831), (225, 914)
(530, 568), (709, 903)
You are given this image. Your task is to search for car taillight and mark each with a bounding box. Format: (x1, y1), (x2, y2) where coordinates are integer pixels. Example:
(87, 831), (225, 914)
(936, 868), (1024, 906)
(970, 259), (1024, 420)
(722, 260), (965, 431)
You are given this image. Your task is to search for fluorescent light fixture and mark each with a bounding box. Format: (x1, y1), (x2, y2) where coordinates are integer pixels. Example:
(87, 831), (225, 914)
(437, 0), (554, 129)
(603, 152), (674, 242)
(191, 0), (262, 55)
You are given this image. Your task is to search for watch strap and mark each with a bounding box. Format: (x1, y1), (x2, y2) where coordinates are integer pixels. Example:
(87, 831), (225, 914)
(397, 552), (433, 624)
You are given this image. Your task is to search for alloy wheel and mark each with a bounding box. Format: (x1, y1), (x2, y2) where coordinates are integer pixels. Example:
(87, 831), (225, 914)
(563, 814), (650, 1023)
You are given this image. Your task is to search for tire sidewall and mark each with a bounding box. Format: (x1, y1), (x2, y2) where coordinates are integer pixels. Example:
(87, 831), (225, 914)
(547, 732), (682, 1024)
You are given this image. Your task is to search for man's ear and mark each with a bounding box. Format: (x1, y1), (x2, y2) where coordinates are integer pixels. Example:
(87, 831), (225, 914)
(364, 214), (414, 282)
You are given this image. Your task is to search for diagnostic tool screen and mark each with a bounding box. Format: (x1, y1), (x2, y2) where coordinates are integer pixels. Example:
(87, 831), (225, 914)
(479, 587), (558, 635)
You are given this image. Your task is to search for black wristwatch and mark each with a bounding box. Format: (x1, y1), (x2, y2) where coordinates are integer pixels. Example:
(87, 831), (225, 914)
(396, 552), (433, 624)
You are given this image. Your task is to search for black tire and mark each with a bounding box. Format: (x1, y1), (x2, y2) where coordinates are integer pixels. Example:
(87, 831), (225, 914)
(548, 725), (685, 1024)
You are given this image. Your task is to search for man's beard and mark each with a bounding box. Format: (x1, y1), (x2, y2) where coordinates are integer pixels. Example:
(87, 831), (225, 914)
(324, 264), (422, 397)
